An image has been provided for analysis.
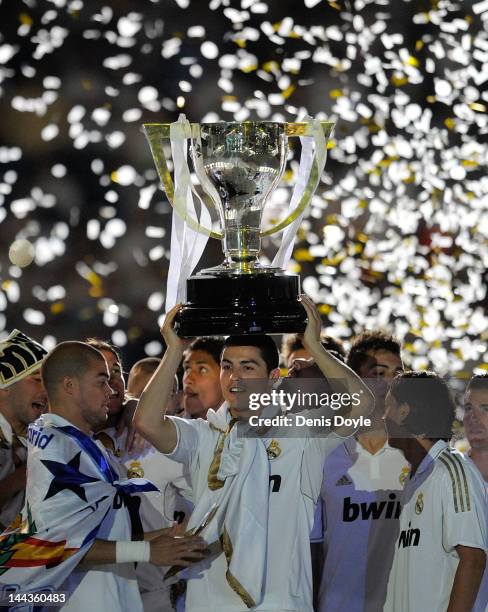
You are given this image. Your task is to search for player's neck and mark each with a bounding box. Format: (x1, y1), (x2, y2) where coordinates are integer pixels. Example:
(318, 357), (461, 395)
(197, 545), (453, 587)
(356, 427), (387, 454)
(356, 411), (387, 454)
(469, 448), (488, 482)
(48, 406), (92, 436)
(404, 438), (435, 476)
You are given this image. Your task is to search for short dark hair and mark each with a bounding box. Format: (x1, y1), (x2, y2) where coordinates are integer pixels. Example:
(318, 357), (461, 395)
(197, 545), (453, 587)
(281, 333), (345, 364)
(466, 373), (488, 393)
(223, 335), (279, 373)
(42, 341), (105, 401)
(389, 371), (455, 442)
(184, 337), (225, 367)
(347, 331), (401, 374)
(86, 338), (122, 366)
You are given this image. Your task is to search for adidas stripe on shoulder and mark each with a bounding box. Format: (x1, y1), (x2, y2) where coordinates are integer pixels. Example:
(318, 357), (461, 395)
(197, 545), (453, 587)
(438, 450), (471, 513)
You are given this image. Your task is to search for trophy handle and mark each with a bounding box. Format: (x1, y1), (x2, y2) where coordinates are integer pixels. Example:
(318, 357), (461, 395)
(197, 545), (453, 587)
(260, 121), (334, 237)
(143, 123), (223, 240)
(143, 121), (334, 241)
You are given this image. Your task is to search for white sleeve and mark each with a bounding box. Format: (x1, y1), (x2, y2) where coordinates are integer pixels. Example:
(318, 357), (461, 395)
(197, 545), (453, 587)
(162, 416), (201, 469)
(441, 460), (488, 553)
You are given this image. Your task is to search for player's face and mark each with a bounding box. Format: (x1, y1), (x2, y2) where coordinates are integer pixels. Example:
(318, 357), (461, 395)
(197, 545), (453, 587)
(220, 346), (277, 418)
(359, 350), (404, 404)
(464, 388), (488, 450)
(100, 349), (125, 416)
(7, 371), (47, 429)
(182, 350), (222, 418)
(77, 359), (112, 430)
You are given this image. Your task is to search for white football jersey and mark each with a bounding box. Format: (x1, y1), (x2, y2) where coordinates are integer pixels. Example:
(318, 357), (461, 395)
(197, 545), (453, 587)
(166, 406), (342, 612)
(318, 437), (409, 612)
(466, 457), (488, 612)
(384, 441), (488, 612)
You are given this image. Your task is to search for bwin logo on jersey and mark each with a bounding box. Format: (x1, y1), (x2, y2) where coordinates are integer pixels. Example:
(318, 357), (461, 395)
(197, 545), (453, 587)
(343, 493), (401, 522)
(398, 522), (420, 548)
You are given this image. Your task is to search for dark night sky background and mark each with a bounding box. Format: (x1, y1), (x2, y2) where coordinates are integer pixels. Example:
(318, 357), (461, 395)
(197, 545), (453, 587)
(0, 0), (486, 376)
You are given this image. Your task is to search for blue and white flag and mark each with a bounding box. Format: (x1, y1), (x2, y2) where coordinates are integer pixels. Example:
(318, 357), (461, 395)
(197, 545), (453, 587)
(0, 413), (158, 603)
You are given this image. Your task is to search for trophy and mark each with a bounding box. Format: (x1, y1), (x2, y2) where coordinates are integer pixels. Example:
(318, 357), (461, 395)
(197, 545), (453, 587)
(143, 119), (334, 337)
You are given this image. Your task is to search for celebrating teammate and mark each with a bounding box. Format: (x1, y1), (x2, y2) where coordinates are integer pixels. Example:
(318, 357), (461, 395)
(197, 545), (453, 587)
(0, 341), (205, 611)
(135, 295), (374, 611)
(463, 373), (488, 612)
(181, 337), (224, 419)
(383, 371), (487, 612)
(0, 330), (47, 531)
(317, 331), (408, 612)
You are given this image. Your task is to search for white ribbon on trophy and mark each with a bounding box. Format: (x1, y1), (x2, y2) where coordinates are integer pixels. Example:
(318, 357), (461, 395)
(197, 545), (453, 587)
(272, 115), (327, 270)
(166, 115), (211, 311)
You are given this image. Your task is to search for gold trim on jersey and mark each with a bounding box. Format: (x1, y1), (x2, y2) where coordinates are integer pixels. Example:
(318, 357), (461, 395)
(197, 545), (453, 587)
(439, 450), (471, 513)
(207, 419), (238, 491)
(221, 526), (256, 609)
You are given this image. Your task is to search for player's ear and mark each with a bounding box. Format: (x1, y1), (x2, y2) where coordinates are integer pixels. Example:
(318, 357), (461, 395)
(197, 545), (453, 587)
(62, 375), (76, 396)
(269, 368), (280, 382)
(398, 402), (411, 422)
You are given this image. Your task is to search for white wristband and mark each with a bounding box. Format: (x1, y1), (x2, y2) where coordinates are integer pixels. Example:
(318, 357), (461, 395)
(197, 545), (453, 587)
(116, 540), (151, 563)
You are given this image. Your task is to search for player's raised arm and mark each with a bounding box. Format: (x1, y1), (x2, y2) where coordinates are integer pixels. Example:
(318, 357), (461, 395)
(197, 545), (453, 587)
(134, 304), (190, 453)
(299, 294), (374, 419)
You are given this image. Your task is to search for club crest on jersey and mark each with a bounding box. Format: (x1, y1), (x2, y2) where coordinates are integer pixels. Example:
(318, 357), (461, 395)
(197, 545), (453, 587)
(399, 466), (410, 486)
(267, 440), (281, 460)
(415, 493), (424, 515)
(127, 461), (144, 478)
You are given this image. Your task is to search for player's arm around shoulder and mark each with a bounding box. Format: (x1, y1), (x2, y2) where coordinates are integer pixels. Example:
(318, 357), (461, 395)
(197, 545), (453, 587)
(134, 304), (190, 454)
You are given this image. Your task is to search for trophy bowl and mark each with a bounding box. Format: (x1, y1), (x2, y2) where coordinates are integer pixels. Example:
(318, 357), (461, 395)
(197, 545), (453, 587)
(144, 118), (334, 337)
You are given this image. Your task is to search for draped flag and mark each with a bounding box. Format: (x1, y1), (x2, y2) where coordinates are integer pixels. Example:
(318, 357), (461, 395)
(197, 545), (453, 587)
(0, 413), (158, 604)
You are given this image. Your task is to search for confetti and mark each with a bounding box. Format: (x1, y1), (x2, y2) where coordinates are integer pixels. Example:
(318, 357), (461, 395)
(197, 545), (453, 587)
(0, 0), (485, 375)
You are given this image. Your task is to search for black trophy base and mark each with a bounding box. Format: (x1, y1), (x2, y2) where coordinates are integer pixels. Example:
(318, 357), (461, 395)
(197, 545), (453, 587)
(174, 273), (307, 337)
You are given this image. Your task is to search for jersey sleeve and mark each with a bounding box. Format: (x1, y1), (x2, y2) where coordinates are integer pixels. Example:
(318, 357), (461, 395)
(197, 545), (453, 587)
(440, 459), (488, 553)
(162, 416), (202, 469)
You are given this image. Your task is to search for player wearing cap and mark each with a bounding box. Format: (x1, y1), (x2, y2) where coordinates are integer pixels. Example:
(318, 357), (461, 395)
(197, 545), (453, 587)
(135, 295), (374, 612)
(317, 331), (408, 612)
(463, 373), (488, 612)
(384, 371), (487, 612)
(0, 329), (47, 531)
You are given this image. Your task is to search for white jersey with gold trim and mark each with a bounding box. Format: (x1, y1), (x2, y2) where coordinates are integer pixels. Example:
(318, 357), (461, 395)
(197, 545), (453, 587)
(384, 441), (488, 612)
(165, 404), (342, 612)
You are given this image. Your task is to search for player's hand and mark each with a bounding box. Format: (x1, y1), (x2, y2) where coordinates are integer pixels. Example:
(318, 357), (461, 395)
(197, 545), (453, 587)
(150, 533), (207, 567)
(160, 304), (193, 354)
(299, 294), (322, 353)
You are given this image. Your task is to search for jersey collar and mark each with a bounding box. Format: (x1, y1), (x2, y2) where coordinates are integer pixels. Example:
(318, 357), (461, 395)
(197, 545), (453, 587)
(414, 439), (449, 477)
